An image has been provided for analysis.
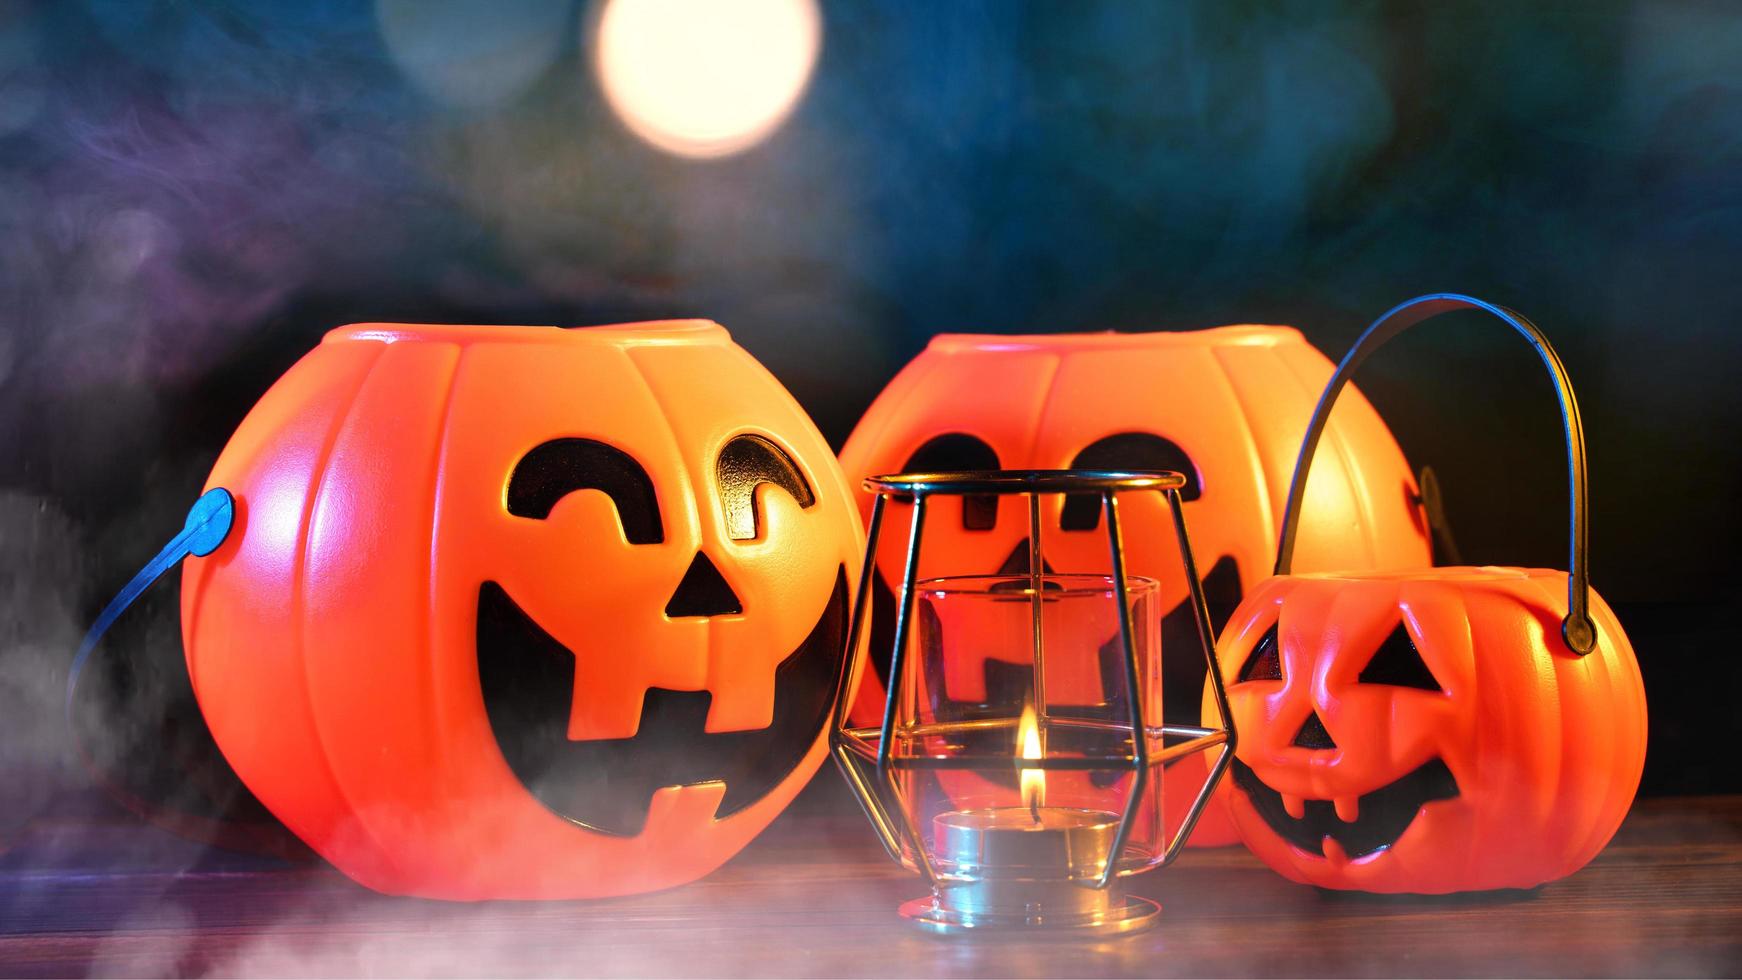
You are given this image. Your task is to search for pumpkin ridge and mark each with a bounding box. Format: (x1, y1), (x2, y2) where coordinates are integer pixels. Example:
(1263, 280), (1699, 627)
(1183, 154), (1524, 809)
(842, 346), (947, 662)
(840, 350), (946, 498)
(1605, 612), (1649, 861)
(183, 346), (381, 859)
(1445, 583), (1485, 889)
(1568, 634), (1616, 876)
(1024, 350), (1065, 467)
(1472, 580), (1558, 884)
(1567, 600), (1637, 877)
(1207, 343), (1279, 552)
(1529, 572), (1591, 883)
(1518, 583), (1569, 852)
(293, 344), (410, 888)
(1273, 341), (1381, 571)
(419, 343), (466, 862)
(1466, 581), (1528, 881)
(620, 342), (692, 542)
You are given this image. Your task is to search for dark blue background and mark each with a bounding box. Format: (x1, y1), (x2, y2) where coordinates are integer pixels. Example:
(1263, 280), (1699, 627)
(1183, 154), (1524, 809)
(1, 0), (1737, 809)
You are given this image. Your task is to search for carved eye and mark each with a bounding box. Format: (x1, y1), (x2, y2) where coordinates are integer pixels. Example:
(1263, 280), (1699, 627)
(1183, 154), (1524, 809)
(1061, 432), (1202, 530)
(507, 438), (663, 544)
(902, 433), (1000, 530)
(1236, 623), (1283, 683)
(718, 434), (816, 541)
(1357, 624), (1443, 692)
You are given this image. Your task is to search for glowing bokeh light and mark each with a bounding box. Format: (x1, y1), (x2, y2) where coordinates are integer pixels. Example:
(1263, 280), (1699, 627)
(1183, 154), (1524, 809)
(594, 0), (821, 158)
(376, 0), (571, 110)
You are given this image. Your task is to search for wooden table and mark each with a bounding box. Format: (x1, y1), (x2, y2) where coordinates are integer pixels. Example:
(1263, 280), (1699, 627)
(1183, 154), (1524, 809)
(2, 782), (1738, 977)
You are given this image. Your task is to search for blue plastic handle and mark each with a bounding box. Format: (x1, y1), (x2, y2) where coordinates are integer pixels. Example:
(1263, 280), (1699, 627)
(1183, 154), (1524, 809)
(66, 487), (235, 723)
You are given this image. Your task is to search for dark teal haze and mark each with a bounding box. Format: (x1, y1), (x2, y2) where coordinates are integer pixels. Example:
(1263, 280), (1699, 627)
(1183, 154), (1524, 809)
(0, 1), (1737, 795)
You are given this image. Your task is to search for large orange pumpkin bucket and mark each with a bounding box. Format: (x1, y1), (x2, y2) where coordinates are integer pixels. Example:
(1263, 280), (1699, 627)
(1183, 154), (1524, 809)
(1214, 294), (1648, 894)
(69, 321), (864, 900)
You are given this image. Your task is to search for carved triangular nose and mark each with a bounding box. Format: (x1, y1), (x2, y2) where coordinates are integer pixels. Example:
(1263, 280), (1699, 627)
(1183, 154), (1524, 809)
(665, 552), (743, 618)
(995, 538), (1057, 578)
(1292, 711), (1338, 750)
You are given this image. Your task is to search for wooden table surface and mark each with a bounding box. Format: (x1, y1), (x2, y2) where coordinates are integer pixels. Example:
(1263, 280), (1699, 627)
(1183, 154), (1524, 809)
(2, 781), (1739, 978)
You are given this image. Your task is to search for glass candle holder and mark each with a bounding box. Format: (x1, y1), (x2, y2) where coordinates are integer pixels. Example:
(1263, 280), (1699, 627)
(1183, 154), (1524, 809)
(832, 471), (1235, 937)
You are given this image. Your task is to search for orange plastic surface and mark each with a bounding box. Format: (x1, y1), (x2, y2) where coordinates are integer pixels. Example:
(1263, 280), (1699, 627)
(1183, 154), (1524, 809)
(1213, 566), (1648, 893)
(181, 321), (863, 899)
(837, 326), (1432, 847)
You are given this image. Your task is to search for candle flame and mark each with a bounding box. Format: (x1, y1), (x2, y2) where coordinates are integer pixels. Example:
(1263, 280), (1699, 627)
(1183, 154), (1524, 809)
(1018, 701), (1044, 816)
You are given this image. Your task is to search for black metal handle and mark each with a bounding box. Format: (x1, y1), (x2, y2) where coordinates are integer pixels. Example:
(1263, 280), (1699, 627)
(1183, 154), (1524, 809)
(1272, 294), (1597, 655)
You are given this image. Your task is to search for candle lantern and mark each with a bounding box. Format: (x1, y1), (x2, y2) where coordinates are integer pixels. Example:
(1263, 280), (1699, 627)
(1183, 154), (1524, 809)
(831, 469), (1236, 936)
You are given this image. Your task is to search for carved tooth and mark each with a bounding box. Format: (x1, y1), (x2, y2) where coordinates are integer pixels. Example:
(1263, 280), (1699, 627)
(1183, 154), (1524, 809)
(1335, 796), (1360, 823)
(1281, 792), (1306, 820)
(1322, 836), (1349, 867)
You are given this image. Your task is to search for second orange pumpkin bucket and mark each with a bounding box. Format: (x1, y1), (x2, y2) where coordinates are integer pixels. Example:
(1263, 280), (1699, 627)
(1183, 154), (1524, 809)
(837, 325), (1432, 846)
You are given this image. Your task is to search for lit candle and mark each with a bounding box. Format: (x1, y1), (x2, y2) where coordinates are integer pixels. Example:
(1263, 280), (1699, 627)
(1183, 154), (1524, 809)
(934, 806), (1118, 876)
(898, 697), (1163, 935)
(933, 703), (1119, 877)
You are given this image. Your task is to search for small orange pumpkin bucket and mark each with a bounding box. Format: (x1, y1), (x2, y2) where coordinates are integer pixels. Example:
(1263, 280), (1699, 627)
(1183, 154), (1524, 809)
(1213, 294), (1647, 894)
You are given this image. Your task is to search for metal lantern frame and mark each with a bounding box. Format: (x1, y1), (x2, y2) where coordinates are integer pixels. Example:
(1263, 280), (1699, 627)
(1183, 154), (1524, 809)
(829, 469), (1238, 895)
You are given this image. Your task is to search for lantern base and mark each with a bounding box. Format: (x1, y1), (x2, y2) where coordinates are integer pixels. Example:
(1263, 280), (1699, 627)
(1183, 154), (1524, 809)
(898, 887), (1160, 938)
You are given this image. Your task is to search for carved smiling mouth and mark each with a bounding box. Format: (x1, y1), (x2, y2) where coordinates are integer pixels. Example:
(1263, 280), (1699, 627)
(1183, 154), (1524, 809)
(475, 567), (846, 837)
(1231, 757), (1459, 859)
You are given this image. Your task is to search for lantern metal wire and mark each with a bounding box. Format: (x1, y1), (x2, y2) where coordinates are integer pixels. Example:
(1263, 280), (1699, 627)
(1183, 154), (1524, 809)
(829, 469), (1238, 932)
